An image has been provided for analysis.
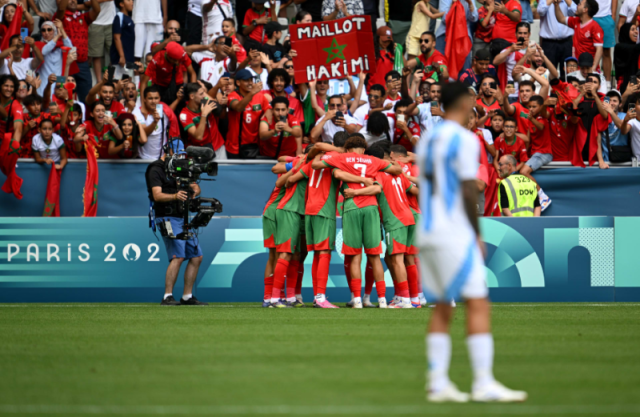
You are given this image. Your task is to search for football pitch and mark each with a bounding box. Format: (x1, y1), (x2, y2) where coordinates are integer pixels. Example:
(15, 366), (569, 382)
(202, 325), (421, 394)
(1, 303), (639, 417)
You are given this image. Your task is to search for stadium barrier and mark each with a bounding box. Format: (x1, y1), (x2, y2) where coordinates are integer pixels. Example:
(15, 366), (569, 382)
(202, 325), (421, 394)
(1, 160), (640, 217)
(1, 216), (639, 302)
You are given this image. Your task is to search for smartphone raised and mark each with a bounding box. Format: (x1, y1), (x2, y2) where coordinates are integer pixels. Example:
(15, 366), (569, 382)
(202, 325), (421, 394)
(629, 103), (636, 111)
(335, 111), (344, 120)
(489, 82), (497, 90)
(56, 76), (66, 84)
(200, 97), (208, 107)
(279, 115), (287, 123)
(156, 104), (163, 115)
(431, 101), (438, 108)
(631, 75), (637, 85)
(224, 37), (233, 48)
(397, 114), (405, 123)
(20, 28), (28, 41)
(603, 96), (610, 104)
(125, 62), (137, 70)
(107, 65), (116, 82)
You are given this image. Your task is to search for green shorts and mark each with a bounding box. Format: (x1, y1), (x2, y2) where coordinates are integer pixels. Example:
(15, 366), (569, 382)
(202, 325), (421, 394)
(342, 205), (382, 255)
(275, 210), (302, 253)
(88, 24), (113, 58)
(305, 215), (336, 252)
(408, 211), (420, 255)
(262, 216), (276, 248)
(385, 225), (415, 255)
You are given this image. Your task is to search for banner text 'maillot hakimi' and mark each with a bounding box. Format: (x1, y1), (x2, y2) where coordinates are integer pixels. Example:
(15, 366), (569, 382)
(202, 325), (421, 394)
(290, 15), (376, 84)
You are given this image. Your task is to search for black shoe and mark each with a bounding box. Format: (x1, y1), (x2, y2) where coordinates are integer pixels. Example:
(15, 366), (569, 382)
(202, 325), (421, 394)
(180, 296), (208, 306)
(161, 295), (180, 306)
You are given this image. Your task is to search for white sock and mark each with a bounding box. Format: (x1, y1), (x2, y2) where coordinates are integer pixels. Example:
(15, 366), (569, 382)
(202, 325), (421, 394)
(411, 297), (420, 303)
(466, 333), (495, 391)
(182, 294), (192, 301)
(353, 296), (362, 303)
(363, 293), (371, 303)
(538, 188), (547, 199)
(427, 333), (451, 392)
(401, 297), (411, 304)
(286, 296), (296, 302)
(270, 297), (279, 303)
(419, 293), (427, 302)
(315, 293), (326, 302)
(295, 293), (302, 299)
(163, 293), (172, 300)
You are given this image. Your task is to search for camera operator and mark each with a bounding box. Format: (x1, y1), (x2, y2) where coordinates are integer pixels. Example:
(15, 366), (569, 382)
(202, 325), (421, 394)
(146, 139), (207, 306)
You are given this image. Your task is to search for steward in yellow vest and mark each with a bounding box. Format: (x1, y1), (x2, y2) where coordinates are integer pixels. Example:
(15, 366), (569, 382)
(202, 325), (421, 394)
(497, 155), (541, 217)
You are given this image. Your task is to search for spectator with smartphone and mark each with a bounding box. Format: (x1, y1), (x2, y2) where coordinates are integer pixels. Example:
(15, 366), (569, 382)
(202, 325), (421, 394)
(618, 97), (640, 161)
(310, 95), (360, 143)
(188, 36), (238, 87)
(55, 0), (99, 105)
(240, 49), (270, 90)
(202, 0), (233, 44)
(35, 20), (72, 96)
(258, 96), (303, 158)
(106, 112), (143, 158)
(493, 22), (531, 81)
(459, 49), (497, 90)
(573, 73), (610, 165)
(74, 101), (122, 159)
(86, 72), (126, 118)
(405, 82), (444, 139)
(513, 43), (559, 93)
(180, 83), (225, 157)
(600, 91), (630, 164)
(383, 70), (403, 108)
(133, 86), (182, 160)
(353, 84), (392, 132)
(0, 35), (44, 80)
(407, 31), (449, 81)
(392, 98), (421, 152)
(243, 0), (276, 52)
(475, 74), (502, 127)
(221, 18), (247, 63)
(150, 20), (182, 56)
(110, 0), (135, 80)
(566, 52), (607, 94)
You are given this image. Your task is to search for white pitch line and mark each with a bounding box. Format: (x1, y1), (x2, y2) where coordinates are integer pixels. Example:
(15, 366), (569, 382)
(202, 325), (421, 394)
(0, 404), (639, 415)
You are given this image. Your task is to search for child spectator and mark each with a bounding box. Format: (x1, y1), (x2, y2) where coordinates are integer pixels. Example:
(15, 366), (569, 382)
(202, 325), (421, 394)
(493, 117), (528, 173)
(111, 0), (135, 80)
(32, 119), (67, 170)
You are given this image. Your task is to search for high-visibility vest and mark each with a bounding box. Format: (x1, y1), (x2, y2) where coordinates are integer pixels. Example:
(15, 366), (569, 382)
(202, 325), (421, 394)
(498, 174), (538, 217)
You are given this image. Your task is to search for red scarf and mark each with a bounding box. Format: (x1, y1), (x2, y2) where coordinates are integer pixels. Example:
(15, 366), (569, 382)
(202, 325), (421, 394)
(445, 0), (472, 80)
(497, 50), (526, 93)
(43, 164), (61, 216)
(0, 132), (23, 199)
(0, 4), (23, 51)
(82, 140), (99, 216)
(35, 38), (71, 73)
(572, 110), (610, 168)
(551, 80), (580, 115)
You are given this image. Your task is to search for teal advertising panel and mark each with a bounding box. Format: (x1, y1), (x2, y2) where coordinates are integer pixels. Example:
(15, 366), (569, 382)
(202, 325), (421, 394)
(0, 217), (638, 302)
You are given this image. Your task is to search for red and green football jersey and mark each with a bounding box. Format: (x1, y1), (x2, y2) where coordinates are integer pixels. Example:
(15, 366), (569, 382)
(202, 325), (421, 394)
(321, 152), (391, 212)
(263, 174), (285, 221)
(374, 172), (415, 232)
(302, 152), (340, 219)
(180, 106), (224, 150)
(276, 157), (308, 215)
(400, 162), (421, 214)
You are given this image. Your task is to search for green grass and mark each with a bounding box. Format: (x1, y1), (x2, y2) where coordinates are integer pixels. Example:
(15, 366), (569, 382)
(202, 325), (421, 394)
(0, 303), (639, 416)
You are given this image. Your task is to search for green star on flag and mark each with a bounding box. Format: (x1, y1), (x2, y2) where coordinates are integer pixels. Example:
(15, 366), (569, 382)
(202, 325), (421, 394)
(323, 38), (347, 64)
(92, 185), (98, 206)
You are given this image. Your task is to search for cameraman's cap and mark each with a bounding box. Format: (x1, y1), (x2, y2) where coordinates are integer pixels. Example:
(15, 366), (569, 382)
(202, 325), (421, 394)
(474, 49), (491, 61)
(376, 26), (393, 42)
(577, 52), (594, 68)
(265, 21), (284, 35)
(169, 139), (185, 153)
(235, 69), (253, 80)
(166, 42), (185, 61)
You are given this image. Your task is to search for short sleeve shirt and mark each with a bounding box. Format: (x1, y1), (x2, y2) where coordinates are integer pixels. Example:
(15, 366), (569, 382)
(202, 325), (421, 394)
(192, 52), (229, 86)
(417, 50), (449, 80)
(0, 99), (24, 136)
(179, 106), (224, 150)
(529, 114), (553, 155)
(145, 51), (193, 87)
(258, 113), (300, 158)
(32, 133), (65, 163)
(243, 7), (272, 43)
(567, 17), (604, 66)
(494, 136), (529, 163)
(225, 91), (272, 155)
(81, 120), (115, 159)
(492, 0), (522, 42)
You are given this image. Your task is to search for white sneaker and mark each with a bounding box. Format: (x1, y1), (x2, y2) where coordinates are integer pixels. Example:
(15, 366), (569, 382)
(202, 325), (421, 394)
(346, 300), (355, 308)
(419, 293), (427, 306)
(427, 382), (470, 403)
(363, 299), (377, 308)
(378, 298), (387, 308)
(471, 380), (528, 403)
(450, 299), (456, 307)
(353, 299), (363, 309)
(389, 300), (412, 308)
(540, 196), (552, 212)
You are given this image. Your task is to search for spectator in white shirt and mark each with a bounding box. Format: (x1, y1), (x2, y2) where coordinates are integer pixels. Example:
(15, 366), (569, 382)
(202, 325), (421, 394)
(0, 35), (44, 80)
(202, 0), (233, 44)
(188, 36), (238, 86)
(310, 95), (360, 143)
(132, 0), (164, 61)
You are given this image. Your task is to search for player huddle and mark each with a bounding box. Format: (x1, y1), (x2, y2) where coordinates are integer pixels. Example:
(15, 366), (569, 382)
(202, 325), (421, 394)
(261, 133), (426, 309)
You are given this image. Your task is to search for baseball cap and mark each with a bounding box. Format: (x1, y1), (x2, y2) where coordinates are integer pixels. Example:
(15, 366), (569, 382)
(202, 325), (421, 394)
(168, 139), (185, 154)
(577, 52), (594, 68)
(265, 21), (284, 34)
(376, 26), (393, 42)
(607, 89), (622, 100)
(165, 42), (185, 61)
(565, 56), (578, 64)
(235, 69), (253, 81)
(474, 48), (491, 61)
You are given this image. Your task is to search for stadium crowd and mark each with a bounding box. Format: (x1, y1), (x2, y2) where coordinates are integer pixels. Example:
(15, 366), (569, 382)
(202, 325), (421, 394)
(0, 0), (638, 217)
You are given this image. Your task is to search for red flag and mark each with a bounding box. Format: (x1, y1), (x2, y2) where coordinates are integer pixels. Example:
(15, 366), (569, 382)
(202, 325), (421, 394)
(571, 113), (610, 168)
(444, 1), (472, 80)
(0, 4), (23, 52)
(484, 168), (501, 217)
(43, 164), (61, 217)
(0, 133), (23, 199)
(551, 80), (580, 114)
(82, 140), (99, 217)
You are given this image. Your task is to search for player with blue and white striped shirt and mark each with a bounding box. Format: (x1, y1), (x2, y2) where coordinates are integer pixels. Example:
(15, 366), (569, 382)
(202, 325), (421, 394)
(416, 82), (527, 403)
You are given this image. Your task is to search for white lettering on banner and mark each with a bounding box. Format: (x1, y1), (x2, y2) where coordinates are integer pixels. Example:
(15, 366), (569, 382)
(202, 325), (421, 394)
(305, 55), (370, 81)
(27, 244), (38, 262)
(317, 66), (331, 79)
(296, 17), (361, 40)
(307, 66), (316, 81)
(331, 61), (341, 77)
(47, 244), (60, 262)
(79, 244), (90, 262)
(7, 244), (19, 262)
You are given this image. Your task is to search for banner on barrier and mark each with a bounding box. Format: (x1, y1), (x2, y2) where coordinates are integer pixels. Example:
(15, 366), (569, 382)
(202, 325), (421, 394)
(0, 217), (639, 302)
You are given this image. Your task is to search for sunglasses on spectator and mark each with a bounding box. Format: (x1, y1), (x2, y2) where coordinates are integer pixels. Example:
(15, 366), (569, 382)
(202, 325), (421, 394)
(420, 39), (430, 44)
(368, 94), (381, 100)
(284, 65), (293, 69)
(42, 28), (53, 32)
(328, 103), (340, 108)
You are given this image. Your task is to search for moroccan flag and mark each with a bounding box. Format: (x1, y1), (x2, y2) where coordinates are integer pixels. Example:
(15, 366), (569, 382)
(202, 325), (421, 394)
(572, 113), (611, 168)
(0, 4), (23, 52)
(551, 80), (580, 114)
(444, 0), (472, 80)
(484, 168), (501, 217)
(0, 133), (23, 200)
(82, 140), (99, 217)
(43, 164), (61, 217)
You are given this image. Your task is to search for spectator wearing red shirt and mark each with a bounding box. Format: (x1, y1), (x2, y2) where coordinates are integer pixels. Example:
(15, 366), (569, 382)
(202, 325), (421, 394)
(475, 74), (502, 127)
(521, 95), (553, 209)
(459, 49), (498, 91)
(73, 101), (123, 159)
(258, 96), (303, 158)
(476, 0), (496, 48)
(141, 42), (197, 105)
(56, 0), (101, 105)
(85, 76), (126, 119)
(408, 32), (449, 81)
(226, 69), (272, 159)
(392, 99), (420, 152)
(242, 0), (275, 52)
(367, 27), (395, 90)
(491, 0), (522, 43)
(554, 0), (603, 74)
(222, 18), (247, 63)
(180, 83), (225, 158)
(0, 3), (34, 58)
(499, 66), (550, 135)
(267, 69), (304, 131)
(492, 117), (528, 173)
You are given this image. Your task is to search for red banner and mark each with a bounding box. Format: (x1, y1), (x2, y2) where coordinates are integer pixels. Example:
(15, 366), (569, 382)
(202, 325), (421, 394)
(445, 0), (472, 80)
(0, 133), (23, 200)
(82, 140), (99, 217)
(43, 164), (61, 217)
(290, 16), (376, 84)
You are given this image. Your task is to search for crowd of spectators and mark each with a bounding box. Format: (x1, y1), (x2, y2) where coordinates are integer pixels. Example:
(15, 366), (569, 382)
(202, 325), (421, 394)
(0, 0), (639, 212)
